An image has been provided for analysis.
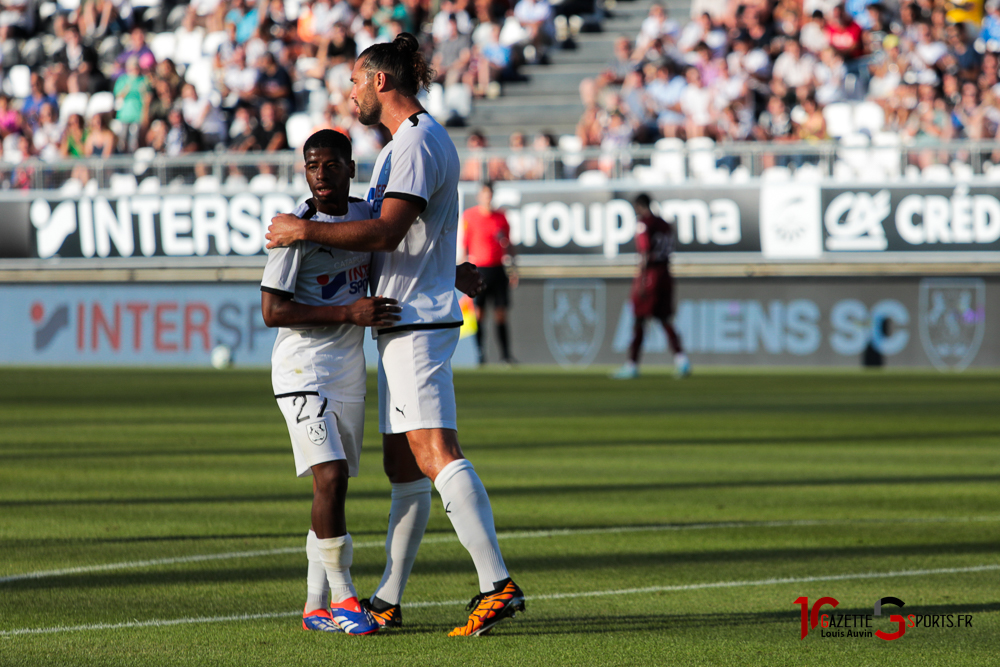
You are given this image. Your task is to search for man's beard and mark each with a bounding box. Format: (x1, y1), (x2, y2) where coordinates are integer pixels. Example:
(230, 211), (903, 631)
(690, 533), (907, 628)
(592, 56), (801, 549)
(357, 88), (382, 126)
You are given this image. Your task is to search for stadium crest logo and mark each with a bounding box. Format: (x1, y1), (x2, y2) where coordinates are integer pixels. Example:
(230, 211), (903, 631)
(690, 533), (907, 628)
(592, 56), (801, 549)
(543, 280), (605, 367)
(918, 278), (986, 371)
(759, 184), (822, 259)
(307, 422), (328, 446)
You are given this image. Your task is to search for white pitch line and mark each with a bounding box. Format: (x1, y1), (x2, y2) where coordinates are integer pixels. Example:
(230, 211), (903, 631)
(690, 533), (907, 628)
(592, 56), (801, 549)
(3, 516), (1000, 584)
(3, 563), (998, 637)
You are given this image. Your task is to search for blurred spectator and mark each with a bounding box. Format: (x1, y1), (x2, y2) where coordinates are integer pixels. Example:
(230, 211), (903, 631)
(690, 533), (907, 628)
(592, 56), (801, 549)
(599, 111), (633, 174)
(115, 27), (156, 78)
(982, 0), (1000, 50)
(165, 108), (203, 156)
(678, 67), (712, 138)
(144, 78), (177, 132)
(84, 114), (117, 158)
(646, 62), (687, 138)
(233, 101), (286, 152)
(826, 5), (865, 61)
(256, 52), (295, 112)
(181, 83), (226, 150)
(432, 14), (473, 86)
(773, 38), (817, 90)
(460, 130), (507, 181)
(581, 37), (636, 107)
(906, 79), (954, 168)
(22, 73), (59, 131)
(219, 46), (259, 110)
(227, 0), (263, 45)
(32, 103), (62, 161)
(432, 0), (472, 41)
(791, 92), (827, 163)
(635, 4), (680, 57)
(465, 22), (514, 98)
(753, 95), (794, 166)
(0, 95), (22, 139)
(114, 56), (150, 152)
(800, 10), (830, 54)
(513, 0), (555, 63)
(0, 0), (34, 40)
(60, 114), (88, 159)
(504, 131), (539, 179)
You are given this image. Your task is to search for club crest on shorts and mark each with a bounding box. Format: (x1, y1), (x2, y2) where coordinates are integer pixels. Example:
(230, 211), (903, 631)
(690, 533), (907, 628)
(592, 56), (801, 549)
(306, 421), (328, 446)
(918, 278), (986, 372)
(543, 279), (606, 367)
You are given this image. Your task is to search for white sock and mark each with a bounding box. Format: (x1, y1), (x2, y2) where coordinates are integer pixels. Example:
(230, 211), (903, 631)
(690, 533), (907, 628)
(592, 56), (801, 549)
(434, 459), (509, 592)
(674, 353), (688, 366)
(315, 534), (357, 604)
(373, 478), (432, 606)
(305, 530), (329, 613)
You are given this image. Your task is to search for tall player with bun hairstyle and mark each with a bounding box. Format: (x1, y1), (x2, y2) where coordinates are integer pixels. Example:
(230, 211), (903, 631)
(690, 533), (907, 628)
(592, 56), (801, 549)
(267, 33), (524, 637)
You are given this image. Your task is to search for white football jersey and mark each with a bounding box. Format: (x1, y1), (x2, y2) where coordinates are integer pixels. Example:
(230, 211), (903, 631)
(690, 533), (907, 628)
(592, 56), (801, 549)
(261, 199), (373, 401)
(366, 112), (463, 335)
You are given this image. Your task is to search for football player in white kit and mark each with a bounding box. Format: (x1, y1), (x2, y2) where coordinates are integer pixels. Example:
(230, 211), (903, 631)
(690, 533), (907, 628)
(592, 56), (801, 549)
(266, 34), (524, 636)
(261, 130), (399, 636)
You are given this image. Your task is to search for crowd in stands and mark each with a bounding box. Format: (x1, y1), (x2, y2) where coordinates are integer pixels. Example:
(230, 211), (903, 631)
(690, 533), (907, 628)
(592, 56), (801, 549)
(0, 0), (562, 185)
(578, 0), (1000, 174)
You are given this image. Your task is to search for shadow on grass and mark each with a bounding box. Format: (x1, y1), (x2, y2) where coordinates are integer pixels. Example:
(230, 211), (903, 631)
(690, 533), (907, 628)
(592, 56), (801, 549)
(6, 539), (999, 593)
(6, 472), (1000, 508)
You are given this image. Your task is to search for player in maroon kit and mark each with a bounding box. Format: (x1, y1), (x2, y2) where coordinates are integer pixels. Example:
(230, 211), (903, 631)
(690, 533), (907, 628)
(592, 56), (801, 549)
(612, 193), (690, 379)
(462, 181), (516, 365)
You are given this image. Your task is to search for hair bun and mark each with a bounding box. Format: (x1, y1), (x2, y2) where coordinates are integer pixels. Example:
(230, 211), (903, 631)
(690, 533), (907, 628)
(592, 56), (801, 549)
(394, 32), (419, 53)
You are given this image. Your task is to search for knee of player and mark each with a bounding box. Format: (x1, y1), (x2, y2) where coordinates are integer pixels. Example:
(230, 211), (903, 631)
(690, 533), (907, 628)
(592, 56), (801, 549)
(313, 461), (349, 496)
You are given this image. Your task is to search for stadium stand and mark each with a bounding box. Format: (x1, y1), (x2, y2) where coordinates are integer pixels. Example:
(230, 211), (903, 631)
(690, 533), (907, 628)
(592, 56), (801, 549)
(0, 0), (997, 187)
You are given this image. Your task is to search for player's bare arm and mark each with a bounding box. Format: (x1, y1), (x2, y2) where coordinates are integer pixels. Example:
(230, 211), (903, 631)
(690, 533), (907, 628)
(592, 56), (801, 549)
(262, 291), (401, 328)
(266, 198), (422, 251)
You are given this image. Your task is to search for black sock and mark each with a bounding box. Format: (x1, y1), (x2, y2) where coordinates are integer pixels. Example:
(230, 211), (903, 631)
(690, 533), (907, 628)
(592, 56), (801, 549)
(475, 324), (484, 362)
(496, 323), (510, 360)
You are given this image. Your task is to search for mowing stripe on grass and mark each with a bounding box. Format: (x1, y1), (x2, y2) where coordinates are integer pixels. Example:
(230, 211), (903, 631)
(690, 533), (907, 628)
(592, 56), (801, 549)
(3, 563), (998, 637)
(4, 515), (999, 584)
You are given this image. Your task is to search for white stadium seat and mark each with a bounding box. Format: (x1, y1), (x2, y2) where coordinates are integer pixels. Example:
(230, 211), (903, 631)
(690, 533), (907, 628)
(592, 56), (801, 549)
(59, 92), (90, 125)
(853, 101), (885, 135)
(650, 137), (685, 183)
(150, 33), (177, 62)
(85, 91), (116, 118)
(921, 164), (952, 182)
(6, 65), (32, 99)
(109, 173), (138, 194)
(285, 113), (313, 150)
(577, 170), (608, 185)
(823, 102), (854, 139)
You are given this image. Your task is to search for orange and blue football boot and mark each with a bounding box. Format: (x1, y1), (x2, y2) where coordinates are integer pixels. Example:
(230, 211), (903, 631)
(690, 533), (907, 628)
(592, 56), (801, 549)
(330, 597), (380, 635)
(302, 608), (343, 633)
(448, 578), (525, 636)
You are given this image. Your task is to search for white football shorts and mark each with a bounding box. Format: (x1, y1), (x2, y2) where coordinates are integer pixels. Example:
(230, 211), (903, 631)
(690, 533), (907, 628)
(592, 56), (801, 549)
(276, 392), (365, 478)
(377, 328), (459, 434)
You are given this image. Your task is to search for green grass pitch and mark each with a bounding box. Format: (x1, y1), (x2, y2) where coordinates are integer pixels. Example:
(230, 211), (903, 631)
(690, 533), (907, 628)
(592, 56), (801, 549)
(1, 367), (998, 666)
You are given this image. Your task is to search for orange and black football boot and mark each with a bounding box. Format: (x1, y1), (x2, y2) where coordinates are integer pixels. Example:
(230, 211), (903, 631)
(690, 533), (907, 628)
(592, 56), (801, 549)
(360, 597), (403, 629)
(448, 578), (525, 636)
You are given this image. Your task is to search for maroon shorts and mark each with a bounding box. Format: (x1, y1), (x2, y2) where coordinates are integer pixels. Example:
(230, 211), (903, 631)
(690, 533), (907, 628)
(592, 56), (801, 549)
(631, 265), (674, 319)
